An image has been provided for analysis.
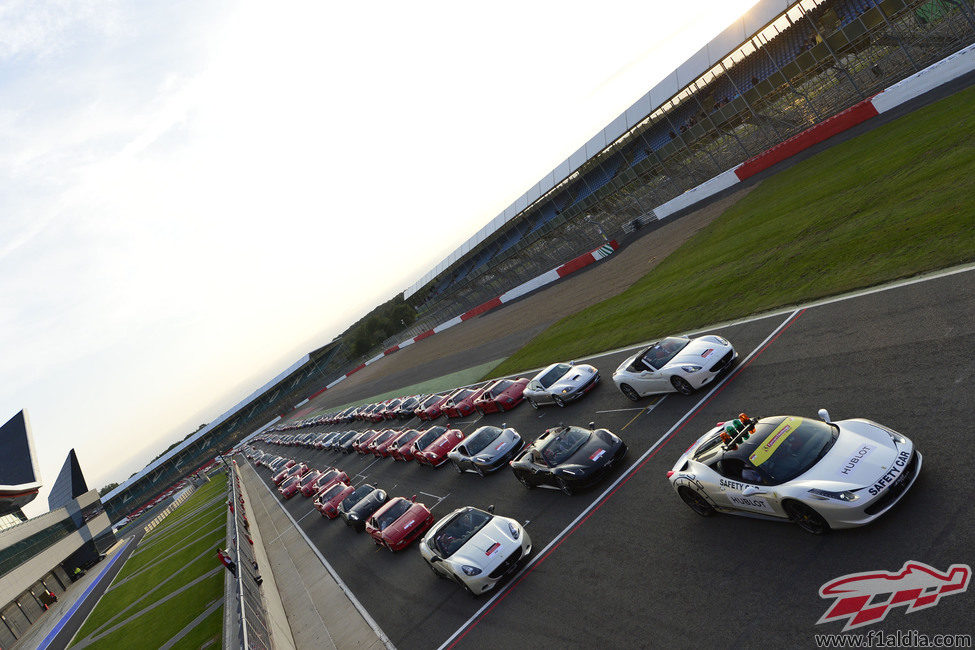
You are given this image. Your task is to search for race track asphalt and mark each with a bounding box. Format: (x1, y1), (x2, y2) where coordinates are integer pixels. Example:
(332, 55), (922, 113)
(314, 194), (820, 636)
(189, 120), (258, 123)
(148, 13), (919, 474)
(245, 267), (975, 649)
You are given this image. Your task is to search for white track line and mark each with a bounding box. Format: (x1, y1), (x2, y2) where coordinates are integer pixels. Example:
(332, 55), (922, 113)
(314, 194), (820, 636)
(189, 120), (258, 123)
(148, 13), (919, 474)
(436, 309), (801, 650)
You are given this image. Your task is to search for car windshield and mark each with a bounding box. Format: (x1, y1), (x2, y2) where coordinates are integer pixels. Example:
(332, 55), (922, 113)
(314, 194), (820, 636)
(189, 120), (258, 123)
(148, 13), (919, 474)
(449, 389), (473, 405)
(319, 483), (346, 500)
(432, 508), (493, 557)
(375, 500), (411, 530)
(416, 427), (445, 449)
(422, 395), (442, 408)
(342, 485), (375, 509)
(638, 337), (690, 370)
(745, 416), (838, 484)
(300, 472), (319, 487)
(320, 470), (340, 483)
(397, 430), (420, 446)
(538, 428), (590, 466)
(465, 427), (502, 455)
(373, 431), (395, 445)
(537, 364), (571, 389)
(492, 380), (513, 396)
(282, 477), (299, 489)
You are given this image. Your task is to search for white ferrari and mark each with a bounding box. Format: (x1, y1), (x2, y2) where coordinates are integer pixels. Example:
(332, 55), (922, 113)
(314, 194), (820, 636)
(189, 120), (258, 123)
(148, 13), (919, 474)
(612, 334), (736, 399)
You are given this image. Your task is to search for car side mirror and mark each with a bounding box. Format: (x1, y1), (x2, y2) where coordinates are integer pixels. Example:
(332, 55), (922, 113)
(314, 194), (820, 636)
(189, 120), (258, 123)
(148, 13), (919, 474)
(742, 486), (767, 497)
(588, 421), (595, 430)
(818, 408), (831, 423)
(430, 555), (441, 562)
(411, 494), (417, 502)
(487, 504), (496, 513)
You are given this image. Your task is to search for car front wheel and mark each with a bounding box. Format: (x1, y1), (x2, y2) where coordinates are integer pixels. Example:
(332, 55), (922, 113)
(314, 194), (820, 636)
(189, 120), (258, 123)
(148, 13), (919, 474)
(553, 396), (566, 408)
(527, 398), (539, 409)
(784, 500), (830, 534)
(678, 487), (715, 517)
(516, 473), (534, 489)
(619, 384), (640, 401)
(557, 477), (574, 495)
(670, 376), (695, 395)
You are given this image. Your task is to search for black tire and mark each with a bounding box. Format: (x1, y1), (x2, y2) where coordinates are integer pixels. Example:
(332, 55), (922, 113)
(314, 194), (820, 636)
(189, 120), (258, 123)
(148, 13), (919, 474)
(527, 398), (539, 410)
(454, 462), (464, 474)
(557, 477), (574, 495)
(620, 384), (640, 402)
(553, 396), (566, 408)
(475, 464), (485, 478)
(678, 486), (715, 517)
(784, 500), (830, 535)
(671, 376), (695, 396)
(516, 472), (534, 489)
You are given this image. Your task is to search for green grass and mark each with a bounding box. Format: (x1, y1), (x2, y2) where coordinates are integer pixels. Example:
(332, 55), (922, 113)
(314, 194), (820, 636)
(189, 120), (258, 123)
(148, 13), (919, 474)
(81, 571), (224, 650)
(169, 603), (223, 650)
(71, 474), (229, 647)
(487, 83), (975, 378)
(77, 527), (225, 638)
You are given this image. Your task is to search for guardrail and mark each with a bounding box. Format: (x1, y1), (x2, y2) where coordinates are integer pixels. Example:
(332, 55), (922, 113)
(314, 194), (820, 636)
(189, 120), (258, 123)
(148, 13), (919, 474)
(226, 461), (271, 650)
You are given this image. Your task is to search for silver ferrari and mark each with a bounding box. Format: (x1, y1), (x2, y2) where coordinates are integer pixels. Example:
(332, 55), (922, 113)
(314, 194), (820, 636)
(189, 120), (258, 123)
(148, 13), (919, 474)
(523, 362), (599, 408)
(447, 425), (525, 476)
(668, 410), (921, 533)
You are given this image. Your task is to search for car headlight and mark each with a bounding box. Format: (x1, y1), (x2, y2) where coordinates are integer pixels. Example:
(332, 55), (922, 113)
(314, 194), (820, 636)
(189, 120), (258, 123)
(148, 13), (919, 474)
(561, 388), (570, 394)
(559, 468), (583, 476)
(475, 455), (492, 463)
(886, 430), (907, 444)
(680, 365), (703, 373)
(714, 336), (729, 345)
(461, 565), (482, 576)
(808, 488), (859, 502)
(347, 513), (359, 521)
(507, 522), (520, 539)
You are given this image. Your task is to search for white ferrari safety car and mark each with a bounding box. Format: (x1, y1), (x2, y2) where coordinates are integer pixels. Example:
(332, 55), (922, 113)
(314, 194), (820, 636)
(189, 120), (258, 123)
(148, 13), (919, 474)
(668, 410), (921, 533)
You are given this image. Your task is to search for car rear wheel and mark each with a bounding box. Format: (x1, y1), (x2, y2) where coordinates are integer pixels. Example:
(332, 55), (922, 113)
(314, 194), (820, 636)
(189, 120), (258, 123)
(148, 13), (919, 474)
(678, 487), (715, 517)
(619, 384), (640, 401)
(784, 500), (830, 534)
(553, 396), (566, 408)
(670, 376), (695, 395)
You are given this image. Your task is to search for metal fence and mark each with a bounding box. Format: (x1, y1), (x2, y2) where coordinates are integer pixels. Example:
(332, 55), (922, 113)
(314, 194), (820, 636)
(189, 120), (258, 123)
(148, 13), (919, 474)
(226, 462), (271, 650)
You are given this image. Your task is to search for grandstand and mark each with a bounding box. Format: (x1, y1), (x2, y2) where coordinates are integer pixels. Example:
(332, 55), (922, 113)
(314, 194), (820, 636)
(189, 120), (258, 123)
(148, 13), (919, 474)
(402, 0), (975, 331)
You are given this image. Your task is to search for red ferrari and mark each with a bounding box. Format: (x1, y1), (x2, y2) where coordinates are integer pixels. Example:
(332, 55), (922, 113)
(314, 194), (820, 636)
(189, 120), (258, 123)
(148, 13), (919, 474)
(301, 468), (348, 497)
(372, 430), (407, 457)
(413, 426), (465, 467)
(288, 469), (323, 498)
(314, 482), (355, 519)
(365, 496), (434, 551)
(473, 377), (530, 414)
(389, 429), (422, 461)
(353, 430), (383, 454)
(365, 429), (399, 456)
(273, 462), (307, 486)
(414, 391), (456, 421)
(442, 385), (490, 419)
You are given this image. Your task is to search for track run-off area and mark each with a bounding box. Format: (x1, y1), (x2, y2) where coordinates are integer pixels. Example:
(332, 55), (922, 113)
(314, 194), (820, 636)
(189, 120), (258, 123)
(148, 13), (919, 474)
(244, 265), (975, 649)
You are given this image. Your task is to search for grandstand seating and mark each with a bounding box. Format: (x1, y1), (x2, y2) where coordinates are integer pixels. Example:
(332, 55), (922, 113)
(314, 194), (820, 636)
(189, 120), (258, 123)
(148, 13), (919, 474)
(415, 0), (972, 312)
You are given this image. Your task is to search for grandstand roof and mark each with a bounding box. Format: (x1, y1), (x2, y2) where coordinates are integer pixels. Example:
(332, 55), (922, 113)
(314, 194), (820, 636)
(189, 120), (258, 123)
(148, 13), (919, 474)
(404, 0), (796, 299)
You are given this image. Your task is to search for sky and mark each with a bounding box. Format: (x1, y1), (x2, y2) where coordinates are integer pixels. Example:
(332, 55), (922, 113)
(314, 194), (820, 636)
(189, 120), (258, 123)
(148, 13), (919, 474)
(1, 0), (760, 516)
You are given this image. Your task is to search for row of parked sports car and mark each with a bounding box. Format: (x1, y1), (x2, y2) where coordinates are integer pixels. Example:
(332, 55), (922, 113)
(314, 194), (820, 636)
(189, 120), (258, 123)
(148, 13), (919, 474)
(241, 331), (924, 593)
(269, 333), (741, 432)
